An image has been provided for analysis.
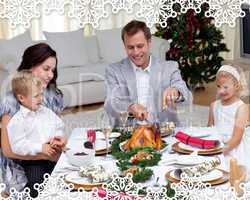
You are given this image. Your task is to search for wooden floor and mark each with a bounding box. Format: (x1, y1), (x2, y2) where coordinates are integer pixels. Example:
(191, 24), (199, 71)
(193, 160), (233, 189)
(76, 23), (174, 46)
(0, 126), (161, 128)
(62, 103), (103, 115)
(192, 82), (217, 106)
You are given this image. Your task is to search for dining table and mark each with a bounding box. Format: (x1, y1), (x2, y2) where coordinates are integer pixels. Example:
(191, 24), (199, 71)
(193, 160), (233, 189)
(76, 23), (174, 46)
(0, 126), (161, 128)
(51, 126), (250, 199)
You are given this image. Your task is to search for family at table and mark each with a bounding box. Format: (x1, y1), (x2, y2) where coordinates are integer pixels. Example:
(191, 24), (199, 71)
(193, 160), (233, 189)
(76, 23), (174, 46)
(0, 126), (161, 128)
(0, 20), (249, 197)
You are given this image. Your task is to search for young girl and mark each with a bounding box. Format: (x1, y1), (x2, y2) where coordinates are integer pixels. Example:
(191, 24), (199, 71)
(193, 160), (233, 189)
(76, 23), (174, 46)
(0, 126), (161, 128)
(208, 65), (250, 169)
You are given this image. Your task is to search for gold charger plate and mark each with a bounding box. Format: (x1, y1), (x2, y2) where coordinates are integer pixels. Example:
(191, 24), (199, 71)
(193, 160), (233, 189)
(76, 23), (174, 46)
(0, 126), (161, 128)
(165, 168), (228, 186)
(161, 130), (173, 138)
(64, 171), (104, 190)
(95, 148), (111, 156)
(172, 142), (223, 155)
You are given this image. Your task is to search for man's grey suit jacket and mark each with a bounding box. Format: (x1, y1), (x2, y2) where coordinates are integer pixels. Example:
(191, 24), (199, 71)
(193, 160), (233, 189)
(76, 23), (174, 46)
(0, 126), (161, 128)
(104, 56), (193, 126)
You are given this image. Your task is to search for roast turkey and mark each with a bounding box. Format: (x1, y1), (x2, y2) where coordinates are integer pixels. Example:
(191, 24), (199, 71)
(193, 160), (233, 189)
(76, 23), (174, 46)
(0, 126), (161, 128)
(122, 125), (162, 151)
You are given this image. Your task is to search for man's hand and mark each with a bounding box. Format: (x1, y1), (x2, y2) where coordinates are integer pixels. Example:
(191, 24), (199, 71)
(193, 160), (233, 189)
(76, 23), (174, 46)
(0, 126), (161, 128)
(163, 87), (180, 109)
(128, 103), (148, 121)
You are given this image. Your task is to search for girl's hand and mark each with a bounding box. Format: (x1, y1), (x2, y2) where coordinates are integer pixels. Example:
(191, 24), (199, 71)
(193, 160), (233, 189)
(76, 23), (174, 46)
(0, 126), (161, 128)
(222, 147), (230, 156)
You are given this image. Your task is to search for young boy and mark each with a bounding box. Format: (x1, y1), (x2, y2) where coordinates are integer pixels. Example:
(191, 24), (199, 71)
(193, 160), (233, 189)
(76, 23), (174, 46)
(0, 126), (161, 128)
(7, 71), (66, 197)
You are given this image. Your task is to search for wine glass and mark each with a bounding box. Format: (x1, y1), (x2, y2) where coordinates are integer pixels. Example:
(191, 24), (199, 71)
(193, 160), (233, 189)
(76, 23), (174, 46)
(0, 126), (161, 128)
(119, 111), (129, 133)
(145, 94), (158, 124)
(113, 97), (130, 133)
(100, 112), (115, 160)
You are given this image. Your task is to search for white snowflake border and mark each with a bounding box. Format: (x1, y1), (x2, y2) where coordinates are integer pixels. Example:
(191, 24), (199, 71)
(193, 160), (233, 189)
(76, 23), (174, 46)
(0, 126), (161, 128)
(1, 173), (250, 200)
(0, 0), (250, 28)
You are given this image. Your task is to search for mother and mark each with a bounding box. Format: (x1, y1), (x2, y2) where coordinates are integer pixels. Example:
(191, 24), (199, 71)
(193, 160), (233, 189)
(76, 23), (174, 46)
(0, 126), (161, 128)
(0, 43), (64, 196)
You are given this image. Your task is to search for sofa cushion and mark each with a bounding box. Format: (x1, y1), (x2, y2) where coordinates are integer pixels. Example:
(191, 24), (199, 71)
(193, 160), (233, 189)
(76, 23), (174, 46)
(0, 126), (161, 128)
(96, 28), (126, 63)
(57, 62), (108, 86)
(151, 36), (170, 60)
(44, 29), (89, 68)
(0, 31), (33, 72)
(96, 28), (170, 62)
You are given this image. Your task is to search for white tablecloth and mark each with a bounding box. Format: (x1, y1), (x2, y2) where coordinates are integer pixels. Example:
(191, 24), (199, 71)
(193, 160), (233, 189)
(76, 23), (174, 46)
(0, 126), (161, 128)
(52, 127), (230, 187)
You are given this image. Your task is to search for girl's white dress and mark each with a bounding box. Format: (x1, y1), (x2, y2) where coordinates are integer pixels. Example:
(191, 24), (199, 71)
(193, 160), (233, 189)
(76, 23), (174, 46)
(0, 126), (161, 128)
(213, 99), (250, 170)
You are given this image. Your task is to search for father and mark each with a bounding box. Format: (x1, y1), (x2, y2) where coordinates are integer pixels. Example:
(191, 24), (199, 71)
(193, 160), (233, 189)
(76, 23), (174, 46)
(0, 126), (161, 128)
(104, 20), (192, 126)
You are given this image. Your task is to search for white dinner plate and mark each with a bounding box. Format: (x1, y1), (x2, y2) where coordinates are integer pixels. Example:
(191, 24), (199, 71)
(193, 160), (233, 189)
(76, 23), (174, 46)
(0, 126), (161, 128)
(65, 171), (96, 185)
(178, 142), (223, 152)
(71, 128), (121, 140)
(119, 140), (168, 153)
(64, 171), (107, 190)
(170, 169), (223, 182)
(95, 131), (121, 139)
(67, 140), (111, 152)
(95, 140), (111, 151)
(176, 127), (216, 138)
(159, 155), (214, 166)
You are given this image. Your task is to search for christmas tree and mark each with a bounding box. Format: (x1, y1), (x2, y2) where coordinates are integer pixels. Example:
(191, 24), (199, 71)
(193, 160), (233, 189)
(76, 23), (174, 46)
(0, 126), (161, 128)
(155, 5), (229, 89)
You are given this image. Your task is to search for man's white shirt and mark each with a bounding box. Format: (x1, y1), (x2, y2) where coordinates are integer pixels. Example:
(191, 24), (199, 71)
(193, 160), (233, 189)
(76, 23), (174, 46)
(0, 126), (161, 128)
(130, 56), (152, 109)
(7, 105), (65, 156)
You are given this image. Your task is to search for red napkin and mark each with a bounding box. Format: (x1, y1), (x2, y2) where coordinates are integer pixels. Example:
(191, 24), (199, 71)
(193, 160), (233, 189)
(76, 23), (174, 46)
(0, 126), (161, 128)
(94, 188), (144, 199)
(87, 129), (96, 144)
(175, 131), (219, 149)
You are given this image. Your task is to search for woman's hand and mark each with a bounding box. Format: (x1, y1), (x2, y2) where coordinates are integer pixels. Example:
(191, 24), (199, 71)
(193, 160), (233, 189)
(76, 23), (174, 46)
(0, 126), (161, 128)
(42, 144), (57, 157)
(49, 136), (67, 152)
(44, 151), (61, 162)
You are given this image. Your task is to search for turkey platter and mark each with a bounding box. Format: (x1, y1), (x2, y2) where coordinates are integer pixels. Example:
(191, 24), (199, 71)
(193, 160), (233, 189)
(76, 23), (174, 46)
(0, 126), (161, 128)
(122, 125), (163, 151)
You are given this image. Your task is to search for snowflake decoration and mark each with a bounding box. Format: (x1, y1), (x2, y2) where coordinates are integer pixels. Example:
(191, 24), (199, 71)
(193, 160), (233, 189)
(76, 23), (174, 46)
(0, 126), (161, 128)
(7, 187), (32, 200)
(92, 173), (142, 199)
(0, 0), (41, 28)
(34, 174), (90, 200)
(68, 0), (108, 28)
(136, 0), (177, 28)
(105, 0), (138, 14)
(42, 0), (70, 15)
(2, 172), (250, 199)
(0, 0), (249, 28)
(176, 0), (209, 13)
(245, 0), (250, 5)
(144, 187), (170, 200)
(0, 2), (4, 14)
(205, 0), (246, 27)
(168, 173), (211, 199)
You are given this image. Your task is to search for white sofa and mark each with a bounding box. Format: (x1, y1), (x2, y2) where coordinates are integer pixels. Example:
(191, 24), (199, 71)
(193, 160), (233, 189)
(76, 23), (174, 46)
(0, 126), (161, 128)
(0, 28), (170, 108)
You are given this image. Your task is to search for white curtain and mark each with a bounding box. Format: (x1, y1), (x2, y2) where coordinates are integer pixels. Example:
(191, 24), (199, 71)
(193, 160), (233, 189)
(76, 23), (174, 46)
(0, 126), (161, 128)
(219, 19), (241, 60)
(0, 7), (137, 39)
(0, 8), (241, 60)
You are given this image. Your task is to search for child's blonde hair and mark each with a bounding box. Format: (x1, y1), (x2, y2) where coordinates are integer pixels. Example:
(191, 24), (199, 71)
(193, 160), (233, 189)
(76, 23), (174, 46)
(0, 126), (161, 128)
(216, 65), (249, 98)
(12, 70), (43, 97)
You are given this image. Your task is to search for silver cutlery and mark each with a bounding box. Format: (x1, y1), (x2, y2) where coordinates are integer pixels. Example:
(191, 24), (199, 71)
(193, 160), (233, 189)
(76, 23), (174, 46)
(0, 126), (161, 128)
(55, 166), (80, 173)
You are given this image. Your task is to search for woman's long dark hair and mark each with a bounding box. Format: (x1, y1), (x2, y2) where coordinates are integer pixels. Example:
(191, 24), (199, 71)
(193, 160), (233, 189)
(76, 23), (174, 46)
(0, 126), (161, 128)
(17, 43), (62, 95)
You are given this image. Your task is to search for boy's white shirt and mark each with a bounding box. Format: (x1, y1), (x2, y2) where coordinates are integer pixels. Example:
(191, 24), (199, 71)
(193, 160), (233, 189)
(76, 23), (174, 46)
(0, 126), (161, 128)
(7, 105), (65, 156)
